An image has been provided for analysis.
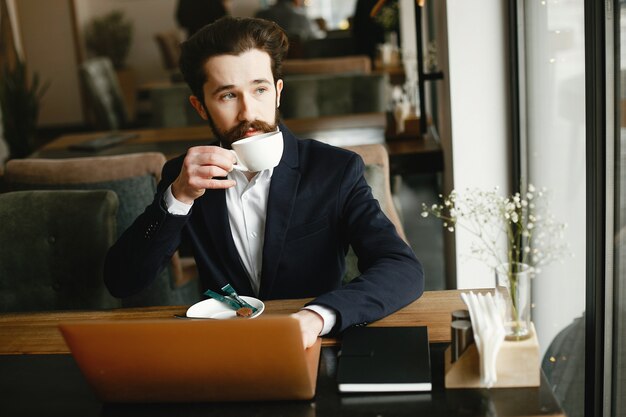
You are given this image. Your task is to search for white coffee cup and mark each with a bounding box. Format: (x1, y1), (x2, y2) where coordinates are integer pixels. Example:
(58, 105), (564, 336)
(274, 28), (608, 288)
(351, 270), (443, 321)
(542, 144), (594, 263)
(230, 130), (284, 172)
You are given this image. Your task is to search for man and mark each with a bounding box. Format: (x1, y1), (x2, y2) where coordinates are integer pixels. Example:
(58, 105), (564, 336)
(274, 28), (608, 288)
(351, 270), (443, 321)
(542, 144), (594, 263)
(175, 0), (231, 38)
(104, 16), (423, 348)
(254, 0), (322, 42)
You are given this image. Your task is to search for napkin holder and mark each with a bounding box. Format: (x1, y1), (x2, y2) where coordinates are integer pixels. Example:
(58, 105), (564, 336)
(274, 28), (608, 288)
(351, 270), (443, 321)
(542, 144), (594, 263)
(444, 322), (540, 388)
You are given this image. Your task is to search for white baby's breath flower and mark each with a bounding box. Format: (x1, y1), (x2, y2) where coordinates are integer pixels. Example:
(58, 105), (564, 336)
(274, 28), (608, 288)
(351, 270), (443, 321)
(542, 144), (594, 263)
(420, 183), (570, 272)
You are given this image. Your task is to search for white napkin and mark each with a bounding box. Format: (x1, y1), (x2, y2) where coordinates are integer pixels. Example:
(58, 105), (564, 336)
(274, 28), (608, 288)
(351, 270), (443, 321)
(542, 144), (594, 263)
(460, 291), (505, 388)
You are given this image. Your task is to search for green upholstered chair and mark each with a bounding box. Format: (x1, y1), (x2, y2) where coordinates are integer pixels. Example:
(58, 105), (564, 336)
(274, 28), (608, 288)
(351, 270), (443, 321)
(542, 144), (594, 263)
(4, 153), (201, 307)
(144, 72), (386, 127)
(80, 57), (128, 130)
(0, 190), (120, 312)
(341, 144), (406, 282)
(148, 83), (205, 128)
(280, 73), (387, 119)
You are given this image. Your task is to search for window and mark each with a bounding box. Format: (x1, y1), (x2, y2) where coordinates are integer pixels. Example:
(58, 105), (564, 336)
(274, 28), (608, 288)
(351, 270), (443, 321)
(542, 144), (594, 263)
(520, 1), (586, 415)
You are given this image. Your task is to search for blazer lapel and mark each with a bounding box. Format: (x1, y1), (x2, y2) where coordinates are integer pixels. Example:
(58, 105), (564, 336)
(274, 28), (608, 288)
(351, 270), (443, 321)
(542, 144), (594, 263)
(259, 126), (300, 299)
(199, 189), (254, 295)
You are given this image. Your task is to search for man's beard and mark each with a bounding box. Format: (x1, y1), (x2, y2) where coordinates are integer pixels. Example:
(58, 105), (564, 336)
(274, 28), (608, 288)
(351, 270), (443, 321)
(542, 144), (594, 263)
(207, 108), (281, 149)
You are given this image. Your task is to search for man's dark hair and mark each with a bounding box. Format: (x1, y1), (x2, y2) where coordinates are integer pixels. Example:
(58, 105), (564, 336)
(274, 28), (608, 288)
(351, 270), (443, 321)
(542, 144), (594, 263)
(179, 16), (289, 102)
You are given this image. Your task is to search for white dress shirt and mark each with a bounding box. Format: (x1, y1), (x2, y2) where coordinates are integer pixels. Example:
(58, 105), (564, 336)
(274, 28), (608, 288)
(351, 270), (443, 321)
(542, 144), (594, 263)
(163, 165), (336, 335)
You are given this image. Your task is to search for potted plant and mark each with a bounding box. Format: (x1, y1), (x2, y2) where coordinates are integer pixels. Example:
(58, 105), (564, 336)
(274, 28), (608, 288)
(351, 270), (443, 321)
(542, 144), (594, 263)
(0, 59), (49, 159)
(84, 10), (133, 70)
(372, 0), (400, 66)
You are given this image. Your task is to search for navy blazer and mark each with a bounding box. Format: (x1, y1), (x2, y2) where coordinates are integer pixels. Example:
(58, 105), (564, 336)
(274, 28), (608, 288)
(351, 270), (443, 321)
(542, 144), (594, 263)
(104, 124), (424, 332)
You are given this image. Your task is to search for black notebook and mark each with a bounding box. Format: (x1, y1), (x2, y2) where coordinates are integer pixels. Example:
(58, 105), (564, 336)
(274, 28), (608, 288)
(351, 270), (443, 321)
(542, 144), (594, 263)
(337, 326), (432, 393)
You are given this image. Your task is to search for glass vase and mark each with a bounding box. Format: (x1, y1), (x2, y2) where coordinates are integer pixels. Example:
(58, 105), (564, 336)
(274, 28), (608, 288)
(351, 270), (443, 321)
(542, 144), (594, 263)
(495, 262), (532, 341)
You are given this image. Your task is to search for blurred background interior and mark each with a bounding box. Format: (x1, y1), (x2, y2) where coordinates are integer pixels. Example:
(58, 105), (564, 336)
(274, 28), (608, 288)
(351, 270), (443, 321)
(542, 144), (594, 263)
(0, 0), (448, 293)
(0, 3), (599, 414)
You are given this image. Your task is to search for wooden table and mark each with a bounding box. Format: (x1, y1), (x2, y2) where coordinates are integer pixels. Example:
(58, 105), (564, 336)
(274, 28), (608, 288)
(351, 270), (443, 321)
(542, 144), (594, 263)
(0, 290), (467, 355)
(0, 290), (564, 417)
(32, 114), (385, 159)
(31, 112), (443, 176)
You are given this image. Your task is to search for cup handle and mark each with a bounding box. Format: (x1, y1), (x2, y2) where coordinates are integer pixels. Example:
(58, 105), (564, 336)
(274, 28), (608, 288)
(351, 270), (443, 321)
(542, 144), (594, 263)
(229, 150), (248, 171)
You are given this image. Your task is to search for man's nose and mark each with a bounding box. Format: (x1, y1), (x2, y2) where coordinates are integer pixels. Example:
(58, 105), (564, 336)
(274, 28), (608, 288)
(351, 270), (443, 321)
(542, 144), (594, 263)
(237, 94), (255, 122)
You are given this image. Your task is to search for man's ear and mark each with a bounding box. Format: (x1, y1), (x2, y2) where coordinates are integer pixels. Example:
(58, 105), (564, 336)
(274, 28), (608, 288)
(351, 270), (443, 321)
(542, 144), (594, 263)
(275, 79), (283, 108)
(189, 95), (208, 120)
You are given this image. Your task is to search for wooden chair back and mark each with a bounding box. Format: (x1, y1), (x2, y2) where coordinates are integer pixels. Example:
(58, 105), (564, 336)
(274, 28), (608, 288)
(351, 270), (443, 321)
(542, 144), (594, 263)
(282, 55), (371, 75)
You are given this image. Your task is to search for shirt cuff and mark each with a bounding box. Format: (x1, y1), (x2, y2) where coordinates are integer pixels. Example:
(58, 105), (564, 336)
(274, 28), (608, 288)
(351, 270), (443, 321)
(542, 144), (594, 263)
(164, 184), (193, 215)
(304, 304), (337, 336)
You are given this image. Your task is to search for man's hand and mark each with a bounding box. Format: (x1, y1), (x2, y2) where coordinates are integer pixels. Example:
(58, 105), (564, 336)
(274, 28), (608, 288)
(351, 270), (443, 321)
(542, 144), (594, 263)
(171, 145), (237, 204)
(291, 309), (324, 348)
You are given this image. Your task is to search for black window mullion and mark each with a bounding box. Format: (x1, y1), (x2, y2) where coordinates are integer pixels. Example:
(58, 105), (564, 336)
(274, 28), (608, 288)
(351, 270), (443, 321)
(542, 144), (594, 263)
(584, 0), (607, 416)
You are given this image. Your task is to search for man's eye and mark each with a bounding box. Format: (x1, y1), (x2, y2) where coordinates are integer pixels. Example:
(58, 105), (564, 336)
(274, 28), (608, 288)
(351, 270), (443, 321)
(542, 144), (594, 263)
(255, 87), (268, 95)
(221, 92), (235, 100)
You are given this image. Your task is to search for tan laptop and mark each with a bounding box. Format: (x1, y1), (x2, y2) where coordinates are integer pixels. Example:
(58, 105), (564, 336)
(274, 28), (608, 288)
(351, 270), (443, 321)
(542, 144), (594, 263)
(59, 316), (321, 403)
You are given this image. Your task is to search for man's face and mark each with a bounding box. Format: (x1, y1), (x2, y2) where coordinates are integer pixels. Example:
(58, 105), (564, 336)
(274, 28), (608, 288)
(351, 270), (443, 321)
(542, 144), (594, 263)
(189, 49), (283, 148)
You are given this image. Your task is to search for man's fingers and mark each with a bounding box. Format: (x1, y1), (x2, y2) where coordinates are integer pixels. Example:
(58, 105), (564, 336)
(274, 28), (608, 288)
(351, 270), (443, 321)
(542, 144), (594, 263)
(192, 165), (231, 180)
(302, 332), (319, 349)
(187, 146), (236, 170)
(204, 178), (236, 189)
(173, 146), (239, 202)
(291, 310), (323, 349)
(187, 174), (236, 190)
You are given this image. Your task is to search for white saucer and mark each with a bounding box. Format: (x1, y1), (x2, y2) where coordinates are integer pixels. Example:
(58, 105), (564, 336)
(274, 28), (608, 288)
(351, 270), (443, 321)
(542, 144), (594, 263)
(186, 295), (265, 319)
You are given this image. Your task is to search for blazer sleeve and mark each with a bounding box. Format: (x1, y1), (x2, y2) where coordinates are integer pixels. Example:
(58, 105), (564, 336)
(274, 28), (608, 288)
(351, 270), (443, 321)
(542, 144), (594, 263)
(103, 157), (189, 298)
(306, 153), (425, 333)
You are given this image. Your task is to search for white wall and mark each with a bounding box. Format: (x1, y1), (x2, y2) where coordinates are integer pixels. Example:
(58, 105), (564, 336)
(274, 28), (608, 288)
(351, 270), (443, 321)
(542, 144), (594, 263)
(399, 0), (417, 64)
(13, 0), (267, 127)
(72, 0), (265, 88)
(445, 0), (511, 288)
(1, 0), (21, 162)
(73, 0), (179, 85)
(231, 0), (264, 17)
(4, 0), (22, 57)
(15, 0), (83, 126)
